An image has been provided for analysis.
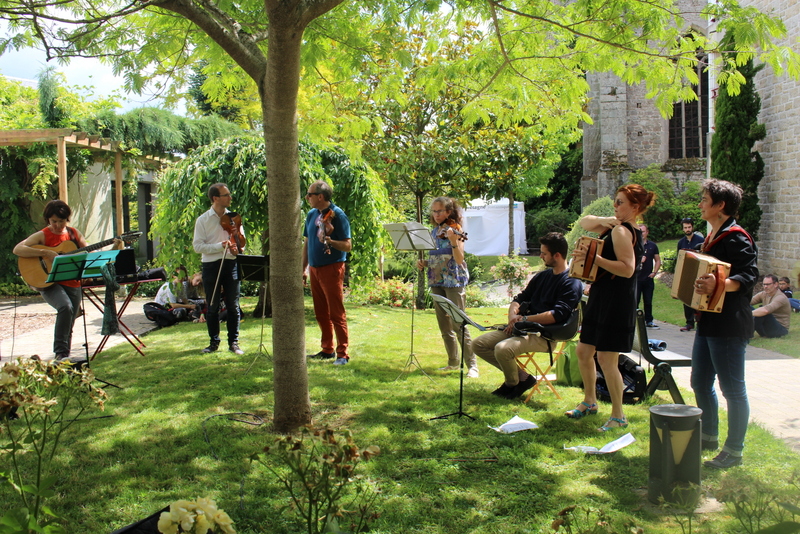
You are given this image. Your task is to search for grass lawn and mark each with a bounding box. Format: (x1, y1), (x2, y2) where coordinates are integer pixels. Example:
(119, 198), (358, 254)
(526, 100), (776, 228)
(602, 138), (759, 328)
(2, 296), (799, 533)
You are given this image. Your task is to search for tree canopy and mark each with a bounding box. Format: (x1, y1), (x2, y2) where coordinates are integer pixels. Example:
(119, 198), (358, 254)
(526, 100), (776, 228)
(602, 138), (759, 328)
(3, 0), (800, 431)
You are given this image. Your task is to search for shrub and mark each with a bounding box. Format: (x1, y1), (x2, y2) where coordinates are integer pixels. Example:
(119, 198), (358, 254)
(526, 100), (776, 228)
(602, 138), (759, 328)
(347, 277), (414, 308)
(630, 164), (702, 241)
(465, 284), (492, 308)
(0, 283), (37, 297)
(490, 253), (531, 298)
(463, 252), (486, 283)
(526, 207), (578, 240)
(564, 196), (615, 253)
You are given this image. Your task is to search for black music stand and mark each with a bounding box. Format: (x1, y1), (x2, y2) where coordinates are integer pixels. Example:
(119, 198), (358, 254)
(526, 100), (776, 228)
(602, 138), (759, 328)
(237, 254), (271, 373)
(429, 294), (488, 421)
(46, 250), (122, 389)
(383, 222), (436, 381)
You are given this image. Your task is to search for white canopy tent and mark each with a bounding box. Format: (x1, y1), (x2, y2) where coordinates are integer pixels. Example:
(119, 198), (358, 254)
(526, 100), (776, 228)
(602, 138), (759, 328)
(462, 198), (528, 256)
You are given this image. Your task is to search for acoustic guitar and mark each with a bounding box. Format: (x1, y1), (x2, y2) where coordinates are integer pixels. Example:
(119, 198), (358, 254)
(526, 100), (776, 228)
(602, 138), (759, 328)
(19, 231), (142, 290)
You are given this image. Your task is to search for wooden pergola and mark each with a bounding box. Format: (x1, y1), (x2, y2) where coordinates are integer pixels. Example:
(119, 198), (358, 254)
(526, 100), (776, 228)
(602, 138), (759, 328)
(0, 128), (172, 232)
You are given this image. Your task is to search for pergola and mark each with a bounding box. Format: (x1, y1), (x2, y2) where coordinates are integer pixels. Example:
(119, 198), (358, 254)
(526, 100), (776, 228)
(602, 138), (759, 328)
(0, 128), (172, 231)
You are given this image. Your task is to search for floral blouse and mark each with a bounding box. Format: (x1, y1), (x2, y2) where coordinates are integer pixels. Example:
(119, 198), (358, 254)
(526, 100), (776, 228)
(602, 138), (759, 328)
(427, 228), (469, 288)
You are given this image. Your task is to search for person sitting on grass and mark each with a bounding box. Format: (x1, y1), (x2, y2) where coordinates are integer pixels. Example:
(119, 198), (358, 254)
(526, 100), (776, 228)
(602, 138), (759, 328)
(752, 274), (791, 338)
(778, 276), (800, 313)
(472, 233), (582, 400)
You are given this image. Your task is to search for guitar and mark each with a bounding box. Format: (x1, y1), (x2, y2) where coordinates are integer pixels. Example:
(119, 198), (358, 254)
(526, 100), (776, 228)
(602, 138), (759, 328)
(19, 231), (142, 290)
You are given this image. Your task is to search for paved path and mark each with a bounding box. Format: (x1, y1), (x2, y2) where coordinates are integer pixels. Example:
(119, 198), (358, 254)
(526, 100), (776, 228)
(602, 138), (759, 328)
(646, 318), (800, 453)
(2, 292), (799, 453)
(0, 293), (156, 363)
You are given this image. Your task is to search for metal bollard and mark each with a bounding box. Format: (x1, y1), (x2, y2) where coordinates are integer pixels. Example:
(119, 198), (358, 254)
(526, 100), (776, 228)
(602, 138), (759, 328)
(648, 404), (703, 504)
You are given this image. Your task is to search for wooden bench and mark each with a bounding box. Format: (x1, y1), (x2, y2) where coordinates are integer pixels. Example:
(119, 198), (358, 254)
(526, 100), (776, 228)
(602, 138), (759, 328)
(630, 309), (692, 404)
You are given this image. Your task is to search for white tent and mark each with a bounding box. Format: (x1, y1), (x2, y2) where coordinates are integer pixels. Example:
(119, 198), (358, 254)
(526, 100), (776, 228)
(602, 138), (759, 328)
(462, 198), (528, 256)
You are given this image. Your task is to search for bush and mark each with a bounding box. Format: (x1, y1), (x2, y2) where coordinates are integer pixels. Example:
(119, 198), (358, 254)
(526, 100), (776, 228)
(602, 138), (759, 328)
(465, 284), (492, 308)
(490, 253), (531, 298)
(564, 196), (615, 252)
(630, 164), (702, 241)
(463, 252), (486, 283)
(0, 283), (37, 297)
(347, 277), (414, 308)
(526, 207), (578, 240)
(660, 247), (678, 274)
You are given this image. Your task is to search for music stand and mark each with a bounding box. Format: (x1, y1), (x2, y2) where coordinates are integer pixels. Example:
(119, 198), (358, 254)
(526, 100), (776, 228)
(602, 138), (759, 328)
(429, 294), (488, 421)
(237, 254), (271, 373)
(383, 222), (436, 381)
(46, 250), (122, 389)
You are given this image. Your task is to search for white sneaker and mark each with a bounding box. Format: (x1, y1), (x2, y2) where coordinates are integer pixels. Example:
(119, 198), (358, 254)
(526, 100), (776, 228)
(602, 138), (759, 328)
(467, 367), (479, 378)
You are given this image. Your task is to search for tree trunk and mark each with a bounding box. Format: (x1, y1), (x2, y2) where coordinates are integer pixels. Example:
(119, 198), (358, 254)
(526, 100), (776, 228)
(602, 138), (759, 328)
(264, 9), (311, 432)
(508, 192), (515, 255)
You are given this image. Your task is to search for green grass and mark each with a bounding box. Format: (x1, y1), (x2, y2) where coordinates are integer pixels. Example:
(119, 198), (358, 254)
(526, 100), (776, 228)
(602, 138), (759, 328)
(2, 297), (799, 533)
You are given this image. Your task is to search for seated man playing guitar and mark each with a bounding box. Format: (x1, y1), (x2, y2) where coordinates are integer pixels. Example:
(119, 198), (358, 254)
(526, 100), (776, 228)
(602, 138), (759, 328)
(13, 200), (123, 361)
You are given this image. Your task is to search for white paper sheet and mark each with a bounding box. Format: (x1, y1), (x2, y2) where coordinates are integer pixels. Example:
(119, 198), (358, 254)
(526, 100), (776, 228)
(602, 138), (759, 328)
(563, 432), (636, 454)
(488, 415), (539, 434)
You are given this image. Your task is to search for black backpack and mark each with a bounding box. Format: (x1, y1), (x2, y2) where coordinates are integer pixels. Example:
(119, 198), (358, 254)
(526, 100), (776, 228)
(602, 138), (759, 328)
(595, 354), (647, 404)
(143, 302), (180, 327)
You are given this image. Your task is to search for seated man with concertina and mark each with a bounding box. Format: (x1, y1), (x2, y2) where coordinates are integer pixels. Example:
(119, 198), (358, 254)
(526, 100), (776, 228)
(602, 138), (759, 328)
(751, 274), (791, 338)
(472, 232), (583, 400)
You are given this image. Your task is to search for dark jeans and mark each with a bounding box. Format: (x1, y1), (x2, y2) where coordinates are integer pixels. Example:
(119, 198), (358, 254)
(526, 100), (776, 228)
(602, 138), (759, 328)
(636, 277), (655, 323)
(683, 304), (697, 328)
(202, 259), (240, 345)
(691, 335), (749, 455)
(40, 283), (82, 356)
(753, 314), (788, 338)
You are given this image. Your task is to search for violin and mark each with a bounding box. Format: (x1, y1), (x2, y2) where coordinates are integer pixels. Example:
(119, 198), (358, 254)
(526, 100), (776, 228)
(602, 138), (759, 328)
(320, 208), (335, 254)
(220, 211), (246, 254)
(438, 218), (468, 242)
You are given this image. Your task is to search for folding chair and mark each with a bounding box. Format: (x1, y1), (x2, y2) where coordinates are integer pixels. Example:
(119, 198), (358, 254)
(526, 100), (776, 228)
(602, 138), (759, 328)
(512, 304), (583, 403)
(515, 336), (575, 401)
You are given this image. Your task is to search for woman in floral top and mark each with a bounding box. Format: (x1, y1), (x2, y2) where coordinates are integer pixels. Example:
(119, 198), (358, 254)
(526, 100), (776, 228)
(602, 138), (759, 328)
(417, 197), (478, 377)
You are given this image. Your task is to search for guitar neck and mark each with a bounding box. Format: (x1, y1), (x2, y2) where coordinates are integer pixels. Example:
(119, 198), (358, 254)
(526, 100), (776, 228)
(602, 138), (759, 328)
(72, 238), (117, 255)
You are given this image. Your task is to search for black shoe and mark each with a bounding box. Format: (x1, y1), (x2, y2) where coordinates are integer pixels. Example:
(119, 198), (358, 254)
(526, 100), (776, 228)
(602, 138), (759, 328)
(308, 351), (335, 360)
(491, 383), (513, 397)
(229, 343), (244, 355)
(503, 375), (537, 399)
(701, 439), (719, 451)
(202, 342), (220, 354)
(704, 451), (742, 469)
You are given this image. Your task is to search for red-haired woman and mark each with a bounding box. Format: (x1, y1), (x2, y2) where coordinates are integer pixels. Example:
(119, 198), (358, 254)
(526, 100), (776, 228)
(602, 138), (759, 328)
(567, 184), (655, 431)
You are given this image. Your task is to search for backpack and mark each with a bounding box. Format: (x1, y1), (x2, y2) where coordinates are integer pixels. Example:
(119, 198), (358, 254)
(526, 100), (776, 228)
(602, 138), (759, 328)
(143, 302), (179, 327)
(595, 354), (647, 404)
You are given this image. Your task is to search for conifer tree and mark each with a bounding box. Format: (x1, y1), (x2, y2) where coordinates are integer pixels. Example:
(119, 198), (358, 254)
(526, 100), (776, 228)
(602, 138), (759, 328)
(710, 36), (766, 238)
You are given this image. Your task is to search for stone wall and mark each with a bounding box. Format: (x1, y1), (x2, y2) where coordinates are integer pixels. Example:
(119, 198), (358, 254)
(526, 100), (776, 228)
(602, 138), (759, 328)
(741, 0), (800, 280)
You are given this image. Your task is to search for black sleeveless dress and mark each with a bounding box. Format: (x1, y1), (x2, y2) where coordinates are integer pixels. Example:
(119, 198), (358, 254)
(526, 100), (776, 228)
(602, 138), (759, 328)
(580, 222), (643, 352)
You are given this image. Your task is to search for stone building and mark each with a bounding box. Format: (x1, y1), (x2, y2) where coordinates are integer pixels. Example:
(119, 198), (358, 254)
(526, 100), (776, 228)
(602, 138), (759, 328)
(583, 0), (800, 277)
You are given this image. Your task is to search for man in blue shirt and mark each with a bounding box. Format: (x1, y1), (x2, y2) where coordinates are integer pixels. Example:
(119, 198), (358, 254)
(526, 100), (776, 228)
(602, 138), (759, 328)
(636, 224), (661, 329)
(302, 181), (352, 365)
(677, 217), (705, 331)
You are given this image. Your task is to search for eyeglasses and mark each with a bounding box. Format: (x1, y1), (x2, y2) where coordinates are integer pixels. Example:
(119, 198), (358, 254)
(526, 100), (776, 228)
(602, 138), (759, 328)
(681, 218), (693, 224)
(431, 209), (447, 215)
(306, 192), (321, 197)
(763, 282), (775, 286)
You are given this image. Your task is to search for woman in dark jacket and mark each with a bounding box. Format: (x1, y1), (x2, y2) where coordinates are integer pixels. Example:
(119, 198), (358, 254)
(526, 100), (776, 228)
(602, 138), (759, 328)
(692, 179), (758, 469)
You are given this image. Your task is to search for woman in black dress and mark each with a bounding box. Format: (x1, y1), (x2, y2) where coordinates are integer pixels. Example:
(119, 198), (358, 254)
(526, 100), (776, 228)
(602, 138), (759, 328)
(567, 184), (655, 431)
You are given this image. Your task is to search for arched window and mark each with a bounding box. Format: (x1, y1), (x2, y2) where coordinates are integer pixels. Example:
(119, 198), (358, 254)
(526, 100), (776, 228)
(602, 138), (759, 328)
(668, 55), (709, 159)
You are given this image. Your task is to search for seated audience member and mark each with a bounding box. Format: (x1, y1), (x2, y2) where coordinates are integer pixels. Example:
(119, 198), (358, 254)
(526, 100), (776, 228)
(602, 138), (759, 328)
(779, 276), (800, 313)
(472, 233), (582, 400)
(155, 269), (206, 321)
(751, 274), (791, 338)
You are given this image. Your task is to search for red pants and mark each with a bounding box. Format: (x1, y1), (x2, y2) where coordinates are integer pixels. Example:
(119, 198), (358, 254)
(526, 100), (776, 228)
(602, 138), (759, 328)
(309, 262), (349, 358)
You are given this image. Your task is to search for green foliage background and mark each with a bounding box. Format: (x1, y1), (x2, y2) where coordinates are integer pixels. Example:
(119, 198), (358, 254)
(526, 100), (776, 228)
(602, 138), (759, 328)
(710, 36), (766, 238)
(564, 196), (615, 251)
(150, 136), (395, 283)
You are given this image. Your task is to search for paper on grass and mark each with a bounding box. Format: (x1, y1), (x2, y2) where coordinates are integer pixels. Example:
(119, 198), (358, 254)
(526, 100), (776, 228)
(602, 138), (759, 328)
(488, 415), (539, 434)
(564, 432), (636, 454)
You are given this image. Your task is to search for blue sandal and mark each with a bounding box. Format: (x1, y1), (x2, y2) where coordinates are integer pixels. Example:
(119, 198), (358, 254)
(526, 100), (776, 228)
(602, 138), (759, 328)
(565, 401), (598, 419)
(598, 417), (628, 432)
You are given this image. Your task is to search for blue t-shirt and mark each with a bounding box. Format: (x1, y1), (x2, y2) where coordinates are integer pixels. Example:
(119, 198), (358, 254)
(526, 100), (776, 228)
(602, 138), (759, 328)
(303, 203), (351, 267)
